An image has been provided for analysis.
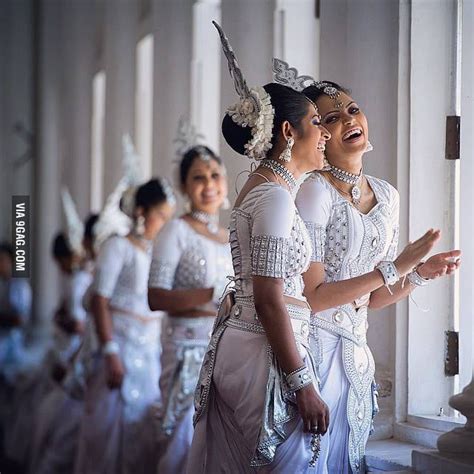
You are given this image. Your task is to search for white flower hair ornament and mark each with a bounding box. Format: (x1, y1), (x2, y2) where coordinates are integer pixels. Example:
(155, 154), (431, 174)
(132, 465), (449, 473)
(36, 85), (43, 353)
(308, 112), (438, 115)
(61, 187), (85, 257)
(213, 21), (274, 161)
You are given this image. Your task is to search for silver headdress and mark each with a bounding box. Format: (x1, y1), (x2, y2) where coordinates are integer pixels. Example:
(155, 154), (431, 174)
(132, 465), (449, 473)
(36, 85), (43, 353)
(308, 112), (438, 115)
(92, 133), (142, 251)
(92, 178), (132, 253)
(174, 116), (213, 162)
(61, 187), (85, 256)
(157, 176), (177, 207)
(272, 57), (343, 108)
(213, 21), (274, 161)
(272, 58), (315, 92)
(120, 133), (143, 218)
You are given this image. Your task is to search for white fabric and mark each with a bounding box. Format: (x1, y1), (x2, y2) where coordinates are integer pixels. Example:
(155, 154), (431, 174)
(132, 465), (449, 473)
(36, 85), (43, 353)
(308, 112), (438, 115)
(188, 183), (317, 473)
(150, 218), (232, 473)
(296, 172), (400, 473)
(75, 235), (161, 474)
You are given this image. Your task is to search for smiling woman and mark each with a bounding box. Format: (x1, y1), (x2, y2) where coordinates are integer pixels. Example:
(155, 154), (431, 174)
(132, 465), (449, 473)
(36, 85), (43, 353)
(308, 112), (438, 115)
(148, 142), (233, 474)
(292, 81), (461, 474)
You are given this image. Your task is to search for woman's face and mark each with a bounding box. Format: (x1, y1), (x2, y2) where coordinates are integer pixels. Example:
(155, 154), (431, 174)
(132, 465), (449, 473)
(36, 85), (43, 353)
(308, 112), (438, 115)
(183, 157), (228, 214)
(291, 104), (331, 171)
(316, 91), (368, 158)
(143, 201), (175, 240)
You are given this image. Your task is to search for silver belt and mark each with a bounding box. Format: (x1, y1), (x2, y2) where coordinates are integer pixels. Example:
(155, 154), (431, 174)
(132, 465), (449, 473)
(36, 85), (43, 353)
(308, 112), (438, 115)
(226, 302), (311, 345)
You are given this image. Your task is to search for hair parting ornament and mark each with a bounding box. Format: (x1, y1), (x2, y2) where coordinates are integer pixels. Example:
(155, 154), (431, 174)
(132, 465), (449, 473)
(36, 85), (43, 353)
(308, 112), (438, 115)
(213, 21), (274, 161)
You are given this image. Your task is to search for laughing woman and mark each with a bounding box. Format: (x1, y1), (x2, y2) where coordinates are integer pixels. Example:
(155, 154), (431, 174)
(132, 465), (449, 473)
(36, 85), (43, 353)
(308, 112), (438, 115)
(148, 145), (233, 474)
(292, 80), (461, 473)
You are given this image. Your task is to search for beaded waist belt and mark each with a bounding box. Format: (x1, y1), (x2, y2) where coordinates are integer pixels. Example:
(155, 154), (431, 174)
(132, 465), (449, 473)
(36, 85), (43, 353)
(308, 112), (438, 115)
(163, 316), (214, 344)
(312, 305), (368, 345)
(226, 297), (311, 346)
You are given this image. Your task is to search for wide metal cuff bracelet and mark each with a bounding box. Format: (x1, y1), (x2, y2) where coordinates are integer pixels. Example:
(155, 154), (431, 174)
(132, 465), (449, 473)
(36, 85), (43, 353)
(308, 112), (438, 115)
(376, 261), (400, 287)
(102, 340), (120, 355)
(407, 268), (430, 287)
(285, 365), (313, 393)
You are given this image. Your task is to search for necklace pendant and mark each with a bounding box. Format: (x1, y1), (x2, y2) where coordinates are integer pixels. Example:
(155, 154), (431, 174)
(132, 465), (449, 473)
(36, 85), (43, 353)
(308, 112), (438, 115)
(351, 185), (362, 205)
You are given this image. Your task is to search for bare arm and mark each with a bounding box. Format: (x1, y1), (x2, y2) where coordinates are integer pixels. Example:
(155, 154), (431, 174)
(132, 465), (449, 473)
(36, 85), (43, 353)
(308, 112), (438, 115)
(369, 249), (461, 309)
(90, 293), (114, 344)
(253, 276), (329, 434)
(0, 311), (22, 328)
(148, 287), (213, 313)
(303, 230), (445, 313)
(253, 276), (305, 373)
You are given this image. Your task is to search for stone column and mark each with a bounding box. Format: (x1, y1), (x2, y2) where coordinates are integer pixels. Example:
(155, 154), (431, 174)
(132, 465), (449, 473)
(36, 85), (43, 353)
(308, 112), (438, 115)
(191, 0), (222, 152)
(273, 0), (319, 79)
(33, 0), (62, 327)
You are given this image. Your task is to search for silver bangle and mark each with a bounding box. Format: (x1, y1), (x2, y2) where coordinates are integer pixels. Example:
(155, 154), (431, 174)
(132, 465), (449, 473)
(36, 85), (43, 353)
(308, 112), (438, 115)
(407, 268), (430, 287)
(285, 365), (313, 393)
(376, 261), (400, 287)
(102, 340), (120, 355)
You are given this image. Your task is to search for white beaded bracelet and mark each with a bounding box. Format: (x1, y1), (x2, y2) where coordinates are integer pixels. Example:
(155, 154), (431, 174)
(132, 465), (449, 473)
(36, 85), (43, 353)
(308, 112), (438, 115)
(103, 340), (120, 355)
(285, 365), (313, 393)
(376, 261), (400, 295)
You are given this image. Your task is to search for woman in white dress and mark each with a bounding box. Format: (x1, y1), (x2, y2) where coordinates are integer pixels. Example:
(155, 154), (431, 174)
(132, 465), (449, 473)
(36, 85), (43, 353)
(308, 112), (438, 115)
(74, 178), (175, 474)
(293, 79), (461, 473)
(187, 23), (331, 473)
(148, 145), (233, 474)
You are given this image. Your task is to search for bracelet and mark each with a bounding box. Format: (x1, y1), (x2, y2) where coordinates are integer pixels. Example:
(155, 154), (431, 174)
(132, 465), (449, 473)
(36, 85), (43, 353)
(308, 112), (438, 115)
(407, 268), (430, 287)
(285, 365), (313, 393)
(102, 340), (120, 355)
(376, 261), (400, 293)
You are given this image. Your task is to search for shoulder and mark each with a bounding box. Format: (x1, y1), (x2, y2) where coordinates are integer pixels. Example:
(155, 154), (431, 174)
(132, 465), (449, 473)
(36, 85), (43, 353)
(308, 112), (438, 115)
(297, 172), (334, 204)
(296, 172), (334, 220)
(97, 235), (131, 263)
(253, 183), (295, 215)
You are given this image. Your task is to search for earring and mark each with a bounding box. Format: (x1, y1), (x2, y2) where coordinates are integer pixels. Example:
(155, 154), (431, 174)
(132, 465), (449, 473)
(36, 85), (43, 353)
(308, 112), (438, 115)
(279, 137), (294, 162)
(183, 195), (191, 213)
(221, 196), (231, 210)
(365, 140), (373, 153)
(135, 215), (145, 236)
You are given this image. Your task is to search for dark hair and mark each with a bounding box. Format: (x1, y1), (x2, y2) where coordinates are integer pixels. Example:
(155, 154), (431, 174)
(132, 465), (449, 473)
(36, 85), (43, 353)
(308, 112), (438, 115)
(179, 146), (222, 185)
(222, 82), (311, 156)
(302, 81), (350, 103)
(84, 214), (99, 240)
(135, 178), (168, 212)
(0, 242), (13, 261)
(52, 232), (73, 259)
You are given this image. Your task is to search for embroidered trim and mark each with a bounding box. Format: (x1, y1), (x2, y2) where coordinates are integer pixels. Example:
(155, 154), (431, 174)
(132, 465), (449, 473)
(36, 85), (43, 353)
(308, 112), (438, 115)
(250, 235), (290, 278)
(304, 220), (327, 262)
(148, 260), (174, 289)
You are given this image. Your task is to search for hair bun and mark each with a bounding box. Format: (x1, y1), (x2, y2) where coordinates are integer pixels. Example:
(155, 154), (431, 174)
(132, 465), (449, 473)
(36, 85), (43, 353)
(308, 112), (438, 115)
(221, 113), (252, 156)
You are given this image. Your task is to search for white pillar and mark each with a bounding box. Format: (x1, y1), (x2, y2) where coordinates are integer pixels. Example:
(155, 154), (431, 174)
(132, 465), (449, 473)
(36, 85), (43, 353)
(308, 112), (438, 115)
(273, 0), (319, 79)
(33, 0), (62, 326)
(103, 0), (137, 196)
(437, 0), (474, 457)
(191, 0), (222, 152)
(60, 0), (95, 216)
(152, 0), (194, 180)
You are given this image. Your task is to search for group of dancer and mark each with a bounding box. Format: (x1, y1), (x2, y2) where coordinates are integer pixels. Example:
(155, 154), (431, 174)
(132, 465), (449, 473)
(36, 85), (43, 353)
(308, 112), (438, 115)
(0, 21), (461, 474)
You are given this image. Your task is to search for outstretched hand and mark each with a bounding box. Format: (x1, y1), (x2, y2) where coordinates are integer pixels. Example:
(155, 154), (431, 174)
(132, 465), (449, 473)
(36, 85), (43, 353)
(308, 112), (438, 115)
(418, 250), (461, 280)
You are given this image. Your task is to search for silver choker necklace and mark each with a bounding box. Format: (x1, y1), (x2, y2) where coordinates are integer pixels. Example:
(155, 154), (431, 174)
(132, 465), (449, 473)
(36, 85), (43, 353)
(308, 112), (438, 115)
(329, 165), (363, 205)
(190, 210), (219, 235)
(260, 159), (297, 191)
